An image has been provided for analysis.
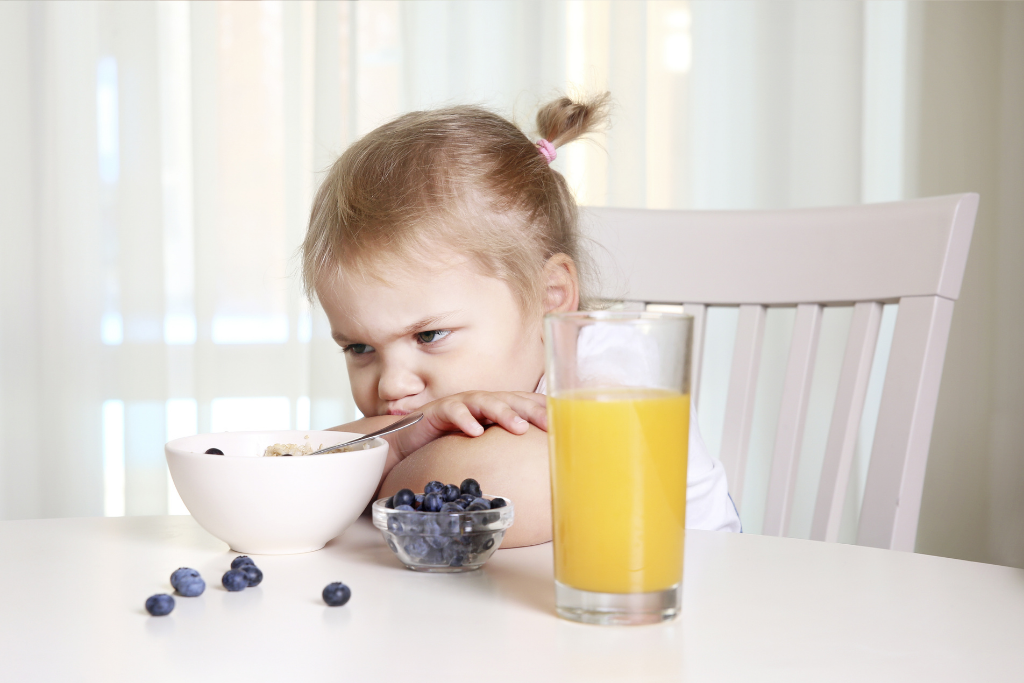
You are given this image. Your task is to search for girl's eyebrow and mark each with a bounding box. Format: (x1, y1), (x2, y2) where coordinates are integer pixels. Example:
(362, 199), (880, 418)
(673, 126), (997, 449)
(402, 311), (458, 335)
(330, 310), (460, 346)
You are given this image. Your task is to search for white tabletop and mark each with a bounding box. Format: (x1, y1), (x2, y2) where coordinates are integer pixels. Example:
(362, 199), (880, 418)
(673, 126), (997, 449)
(1, 515), (1021, 682)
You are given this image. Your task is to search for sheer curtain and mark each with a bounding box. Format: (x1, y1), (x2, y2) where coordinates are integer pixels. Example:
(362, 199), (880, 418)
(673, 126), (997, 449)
(2, 1), (1022, 568)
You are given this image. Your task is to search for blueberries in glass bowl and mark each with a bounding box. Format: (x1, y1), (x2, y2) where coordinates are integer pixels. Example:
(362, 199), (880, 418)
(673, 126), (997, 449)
(372, 479), (513, 573)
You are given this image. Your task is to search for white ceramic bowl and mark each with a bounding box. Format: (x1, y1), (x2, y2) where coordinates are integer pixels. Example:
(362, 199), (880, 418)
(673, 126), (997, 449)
(165, 430), (387, 555)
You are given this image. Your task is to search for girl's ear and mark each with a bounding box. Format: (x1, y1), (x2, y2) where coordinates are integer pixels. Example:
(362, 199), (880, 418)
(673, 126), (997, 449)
(542, 254), (580, 314)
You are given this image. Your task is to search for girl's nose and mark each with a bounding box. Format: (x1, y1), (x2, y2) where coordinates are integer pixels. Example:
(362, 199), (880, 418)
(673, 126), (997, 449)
(377, 361), (425, 403)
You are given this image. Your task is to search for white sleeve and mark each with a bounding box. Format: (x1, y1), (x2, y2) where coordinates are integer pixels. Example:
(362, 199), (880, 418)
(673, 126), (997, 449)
(687, 402), (742, 533)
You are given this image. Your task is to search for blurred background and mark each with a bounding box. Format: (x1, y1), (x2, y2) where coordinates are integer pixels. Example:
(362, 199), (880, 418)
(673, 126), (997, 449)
(1, 1), (1021, 569)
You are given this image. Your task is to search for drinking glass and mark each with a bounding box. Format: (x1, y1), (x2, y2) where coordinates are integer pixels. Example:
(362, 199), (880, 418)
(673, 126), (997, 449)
(544, 311), (692, 625)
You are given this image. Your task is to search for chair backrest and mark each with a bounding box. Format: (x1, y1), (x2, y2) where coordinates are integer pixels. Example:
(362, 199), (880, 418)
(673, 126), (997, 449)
(581, 194), (978, 551)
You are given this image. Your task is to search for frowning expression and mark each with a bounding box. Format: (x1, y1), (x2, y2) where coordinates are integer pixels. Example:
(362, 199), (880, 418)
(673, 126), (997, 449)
(317, 252), (545, 417)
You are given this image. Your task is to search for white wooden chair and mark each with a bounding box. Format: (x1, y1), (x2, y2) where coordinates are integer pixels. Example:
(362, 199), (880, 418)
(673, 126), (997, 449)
(581, 194), (978, 552)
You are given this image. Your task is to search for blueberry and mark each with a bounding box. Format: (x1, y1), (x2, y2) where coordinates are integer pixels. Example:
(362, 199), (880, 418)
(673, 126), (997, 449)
(413, 493), (424, 510)
(204, 448), (224, 455)
(422, 492), (444, 512)
(467, 497), (491, 511)
(460, 478), (482, 498)
(458, 493), (476, 505)
(443, 542), (469, 567)
(322, 582), (351, 607)
(393, 489), (415, 507)
(387, 517), (403, 534)
(483, 537), (495, 551)
(394, 504), (415, 512)
(403, 536), (430, 560)
(384, 496), (395, 509)
(489, 497), (507, 509)
(230, 556), (255, 570)
(440, 484), (461, 502)
(439, 502), (462, 513)
(222, 569), (248, 592)
(176, 576), (205, 597)
(424, 480), (444, 495)
(145, 593), (175, 616)
(238, 564), (263, 587)
(170, 567), (200, 590)
(421, 518), (449, 549)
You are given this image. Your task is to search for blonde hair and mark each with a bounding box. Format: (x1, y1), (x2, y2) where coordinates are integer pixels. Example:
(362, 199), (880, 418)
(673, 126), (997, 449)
(302, 93), (611, 313)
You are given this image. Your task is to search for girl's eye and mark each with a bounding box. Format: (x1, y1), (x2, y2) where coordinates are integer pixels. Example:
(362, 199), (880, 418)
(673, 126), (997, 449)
(416, 329), (451, 344)
(343, 343), (374, 355)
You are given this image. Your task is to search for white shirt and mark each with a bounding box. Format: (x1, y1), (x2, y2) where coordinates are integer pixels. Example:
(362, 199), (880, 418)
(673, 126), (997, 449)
(536, 327), (741, 534)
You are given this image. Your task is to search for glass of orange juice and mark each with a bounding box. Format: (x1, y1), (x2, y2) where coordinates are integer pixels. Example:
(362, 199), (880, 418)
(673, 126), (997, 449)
(544, 311), (692, 625)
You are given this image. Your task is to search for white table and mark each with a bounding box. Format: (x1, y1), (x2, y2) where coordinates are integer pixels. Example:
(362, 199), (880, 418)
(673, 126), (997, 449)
(1, 515), (1021, 682)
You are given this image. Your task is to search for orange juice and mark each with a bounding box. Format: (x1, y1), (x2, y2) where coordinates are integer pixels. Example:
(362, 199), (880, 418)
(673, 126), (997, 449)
(548, 388), (689, 594)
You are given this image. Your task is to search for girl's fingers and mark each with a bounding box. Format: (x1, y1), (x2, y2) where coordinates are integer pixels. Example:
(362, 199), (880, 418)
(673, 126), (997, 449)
(443, 401), (485, 437)
(464, 393), (542, 434)
(504, 392), (549, 430)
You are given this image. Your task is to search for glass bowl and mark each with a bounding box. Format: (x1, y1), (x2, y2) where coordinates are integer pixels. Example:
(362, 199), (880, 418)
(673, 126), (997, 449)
(371, 496), (515, 572)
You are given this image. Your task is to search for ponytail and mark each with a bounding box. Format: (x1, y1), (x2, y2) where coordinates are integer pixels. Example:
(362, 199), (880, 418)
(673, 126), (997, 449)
(535, 92), (611, 149)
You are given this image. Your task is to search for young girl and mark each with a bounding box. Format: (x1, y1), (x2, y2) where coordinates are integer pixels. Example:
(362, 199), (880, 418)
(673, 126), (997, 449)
(302, 94), (741, 547)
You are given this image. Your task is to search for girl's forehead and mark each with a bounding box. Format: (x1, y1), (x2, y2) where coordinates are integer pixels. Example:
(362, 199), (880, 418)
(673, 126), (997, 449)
(319, 251), (512, 313)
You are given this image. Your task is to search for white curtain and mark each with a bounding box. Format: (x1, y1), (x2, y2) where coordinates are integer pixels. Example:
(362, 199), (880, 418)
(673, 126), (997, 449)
(2, 1), (1022, 569)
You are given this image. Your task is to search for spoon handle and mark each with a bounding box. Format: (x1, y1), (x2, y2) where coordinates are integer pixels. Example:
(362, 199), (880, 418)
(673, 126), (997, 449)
(307, 413), (424, 456)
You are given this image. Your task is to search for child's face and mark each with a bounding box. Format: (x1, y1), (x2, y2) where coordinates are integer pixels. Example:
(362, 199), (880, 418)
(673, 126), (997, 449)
(317, 253), (546, 417)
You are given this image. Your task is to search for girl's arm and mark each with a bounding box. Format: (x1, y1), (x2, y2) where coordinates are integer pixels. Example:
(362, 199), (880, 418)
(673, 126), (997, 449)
(328, 392), (552, 548)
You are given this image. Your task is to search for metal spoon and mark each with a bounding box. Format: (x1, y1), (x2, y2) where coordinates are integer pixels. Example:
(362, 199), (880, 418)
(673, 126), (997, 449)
(305, 412), (424, 456)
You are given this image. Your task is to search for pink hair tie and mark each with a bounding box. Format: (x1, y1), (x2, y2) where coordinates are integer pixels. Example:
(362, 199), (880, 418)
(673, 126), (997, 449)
(536, 138), (557, 164)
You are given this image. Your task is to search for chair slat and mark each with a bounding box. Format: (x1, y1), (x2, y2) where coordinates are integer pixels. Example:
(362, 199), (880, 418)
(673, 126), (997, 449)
(857, 295), (955, 551)
(762, 304), (823, 537)
(718, 304), (766, 510)
(810, 302), (883, 542)
(682, 303), (707, 409)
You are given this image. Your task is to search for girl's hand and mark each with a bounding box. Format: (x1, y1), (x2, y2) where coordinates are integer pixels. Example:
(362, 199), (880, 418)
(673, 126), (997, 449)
(389, 391), (547, 461)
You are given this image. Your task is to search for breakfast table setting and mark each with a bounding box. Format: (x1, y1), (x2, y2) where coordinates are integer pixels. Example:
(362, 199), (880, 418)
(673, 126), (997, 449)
(2, 311), (1023, 681)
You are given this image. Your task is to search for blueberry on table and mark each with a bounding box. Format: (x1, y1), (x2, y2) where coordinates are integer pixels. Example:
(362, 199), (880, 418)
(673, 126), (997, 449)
(424, 480), (444, 495)
(393, 489), (416, 508)
(145, 594), (175, 616)
(238, 564), (263, 587)
(441, 484), (461, 502)
(460, 478), (482, 498)
(489, 497), (507, 509)
(170, 567), (200, 590)
(322, 582), (352, 607)
(230, 556), (255, 570)
(422, 492), (444, 513)
(222, 569), (248, 592)
(204, 448), (224, 455)
(177, 577), (205, 597)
